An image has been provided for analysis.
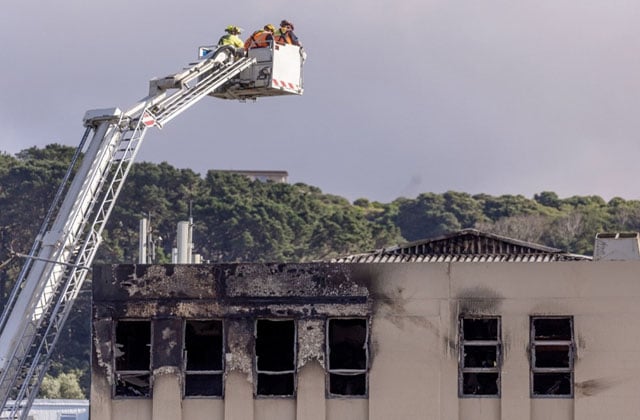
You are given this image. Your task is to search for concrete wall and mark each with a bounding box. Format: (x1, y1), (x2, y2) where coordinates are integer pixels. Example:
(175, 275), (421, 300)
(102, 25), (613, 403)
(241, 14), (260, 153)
(91, 261), (640, 419)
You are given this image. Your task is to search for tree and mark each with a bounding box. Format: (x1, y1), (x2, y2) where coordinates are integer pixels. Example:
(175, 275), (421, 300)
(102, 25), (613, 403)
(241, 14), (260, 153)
(474, 193), (547, 220)
(607, 198), (640, 232)
(39, 371), (85, 399)
(442, 191), (487, 227)
(476, 214), (550, 244)
(392, 193), (461, 241)
(534, 191), (561, 209)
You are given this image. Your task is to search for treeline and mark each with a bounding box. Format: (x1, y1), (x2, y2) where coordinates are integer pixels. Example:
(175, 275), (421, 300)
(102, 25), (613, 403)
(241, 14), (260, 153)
(5, 145), (640, 271)
(2, 144), (640, 397)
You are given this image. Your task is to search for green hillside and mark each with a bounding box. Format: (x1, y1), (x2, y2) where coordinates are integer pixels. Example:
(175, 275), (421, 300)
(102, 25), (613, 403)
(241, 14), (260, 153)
(2, 144), (640, 397)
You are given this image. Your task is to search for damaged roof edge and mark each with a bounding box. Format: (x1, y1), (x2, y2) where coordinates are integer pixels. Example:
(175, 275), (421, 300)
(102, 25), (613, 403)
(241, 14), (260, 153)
(330, 229), (592, 263)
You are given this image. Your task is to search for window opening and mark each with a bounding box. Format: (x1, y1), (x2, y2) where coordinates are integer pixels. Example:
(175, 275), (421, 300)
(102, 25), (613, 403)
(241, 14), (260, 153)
(114, 320), (151, 397)
(59, 415), (77, 420)
(255, 319), (296, 396)
(530, 317), (574, 397)
(184, 320), (224, 397)
(459, 317), (501, 397)
(327, 318), (368, 397)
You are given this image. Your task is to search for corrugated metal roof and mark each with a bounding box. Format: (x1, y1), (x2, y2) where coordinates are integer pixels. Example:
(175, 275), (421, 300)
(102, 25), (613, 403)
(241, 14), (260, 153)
(331, 229), (591, 263)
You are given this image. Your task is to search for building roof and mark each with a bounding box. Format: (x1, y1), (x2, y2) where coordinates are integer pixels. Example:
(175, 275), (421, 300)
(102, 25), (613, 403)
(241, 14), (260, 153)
(332, 229), (592, 263)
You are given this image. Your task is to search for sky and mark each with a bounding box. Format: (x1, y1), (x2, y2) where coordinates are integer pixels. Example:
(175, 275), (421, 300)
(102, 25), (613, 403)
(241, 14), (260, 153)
(1, 0), (639, 203)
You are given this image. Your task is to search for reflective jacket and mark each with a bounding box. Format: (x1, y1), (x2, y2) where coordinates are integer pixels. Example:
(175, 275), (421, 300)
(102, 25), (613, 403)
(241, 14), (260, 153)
(244, 30), (274, 49)
(274, 28), (300, 46)
(218, 34), (244, 49)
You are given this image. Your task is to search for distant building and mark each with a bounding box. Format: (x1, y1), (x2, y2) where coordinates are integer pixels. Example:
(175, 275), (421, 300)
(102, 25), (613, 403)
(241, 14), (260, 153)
(91, 229), (640, 420)
(211, 170), (288, 183)
(2, 399), (89, 420)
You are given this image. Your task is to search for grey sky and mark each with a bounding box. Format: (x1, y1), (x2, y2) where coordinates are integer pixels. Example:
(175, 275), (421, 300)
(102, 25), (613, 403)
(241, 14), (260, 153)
(1, 0), (639, 203)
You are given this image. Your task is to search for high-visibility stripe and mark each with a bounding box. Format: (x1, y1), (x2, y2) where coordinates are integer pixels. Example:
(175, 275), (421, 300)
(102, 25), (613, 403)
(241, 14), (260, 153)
(272, 79), (299, 90)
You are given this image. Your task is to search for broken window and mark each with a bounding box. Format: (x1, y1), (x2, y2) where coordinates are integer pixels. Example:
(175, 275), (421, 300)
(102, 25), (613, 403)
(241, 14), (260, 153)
(530, 316), (574, 397)
(327, 318), (368, 397)
(184, 320), (224, 397)
(459, 316), (501, 397)
(255, 319), (296, 396)
(114, 320), (151, 397)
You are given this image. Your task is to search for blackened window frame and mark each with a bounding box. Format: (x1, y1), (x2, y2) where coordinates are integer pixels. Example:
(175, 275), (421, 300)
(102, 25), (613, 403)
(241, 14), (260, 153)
(530, 316), (574, 398)
(326, 317), (369, 398)
(183, 319), (224, 398)
(254, 319), (297, 398)
(458, 316), (501, 398)
(113, 319), (152, 398)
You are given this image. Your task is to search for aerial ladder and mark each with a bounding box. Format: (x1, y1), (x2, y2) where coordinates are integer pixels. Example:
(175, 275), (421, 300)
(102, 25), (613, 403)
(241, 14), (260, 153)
(0, 41), (304, 419)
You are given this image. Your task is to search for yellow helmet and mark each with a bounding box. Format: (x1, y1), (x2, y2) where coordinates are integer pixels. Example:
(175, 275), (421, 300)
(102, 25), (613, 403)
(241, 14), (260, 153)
(225, 25), (242, 34)
(264, 24), (276, 32)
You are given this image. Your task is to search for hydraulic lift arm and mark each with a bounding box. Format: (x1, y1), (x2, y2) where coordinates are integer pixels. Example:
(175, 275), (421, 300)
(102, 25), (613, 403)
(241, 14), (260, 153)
(0, 45), (287, 419)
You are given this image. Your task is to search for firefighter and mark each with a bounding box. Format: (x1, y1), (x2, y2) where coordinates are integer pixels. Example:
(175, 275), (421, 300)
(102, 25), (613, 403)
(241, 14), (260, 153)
(244, 24), (276, 50)
(275, 20), (301, 46)
(218, 25), (245, 49)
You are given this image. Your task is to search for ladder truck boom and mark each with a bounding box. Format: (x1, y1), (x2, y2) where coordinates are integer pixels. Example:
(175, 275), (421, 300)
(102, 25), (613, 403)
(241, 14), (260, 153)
(0, 43), (304, 419)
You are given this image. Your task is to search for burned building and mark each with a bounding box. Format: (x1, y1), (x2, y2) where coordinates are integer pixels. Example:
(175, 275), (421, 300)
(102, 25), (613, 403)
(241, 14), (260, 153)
(91, 230), (640, 419)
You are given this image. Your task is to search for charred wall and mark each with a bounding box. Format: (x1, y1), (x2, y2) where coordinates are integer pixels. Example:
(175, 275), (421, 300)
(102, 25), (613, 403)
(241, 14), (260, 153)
(92, 262), (372, 394)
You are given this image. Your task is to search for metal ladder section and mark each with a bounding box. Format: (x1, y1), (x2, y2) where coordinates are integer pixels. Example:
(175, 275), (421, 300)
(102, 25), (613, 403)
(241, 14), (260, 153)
(0, 114), (144, 420)
(0, 127), (95, 417)
(0, 52), (253, 419)
(149, 55), (256, 127)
